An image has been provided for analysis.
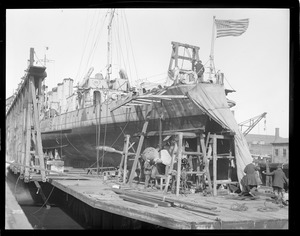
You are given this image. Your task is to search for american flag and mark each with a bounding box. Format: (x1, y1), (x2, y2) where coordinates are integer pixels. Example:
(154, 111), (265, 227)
(215, 19), (249, 38)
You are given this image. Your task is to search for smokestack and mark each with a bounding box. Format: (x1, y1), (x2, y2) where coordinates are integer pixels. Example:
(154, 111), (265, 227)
(275, 128), (280, 140)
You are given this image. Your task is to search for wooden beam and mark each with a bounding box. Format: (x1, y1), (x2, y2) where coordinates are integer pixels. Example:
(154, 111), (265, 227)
(119, 195), (158, 208)
(30, 77), (46, 182)
(20, 92), (26, 176)
(128, 103), (153, 185)
(118, 138), (126, 180)
(159, 116), (162, 150)
(171, 41), (200, 50)
(163, 140), (177, 194)
(212, 136), (217, 196)
(113, 189), (218, 211)
(176, 132), (183, 196)
(24, 86), (32, 183)
(177, 204), (219, 216)
(143, 127), (205, 137)
(112, 189), (171, 207)
(209, 134), (233, 140)
(136, 98), (160, 103)
(123, 135), (130, 184)
(130, 100), (152, 105)
(182, 151), (202, 156)
(185, 171), (205, 175)
(177, 55), (195, 61)
(196, 136), (202, 188)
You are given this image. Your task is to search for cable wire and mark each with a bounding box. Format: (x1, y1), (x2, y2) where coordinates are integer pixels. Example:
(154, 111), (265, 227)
(31, 186), (55, 215)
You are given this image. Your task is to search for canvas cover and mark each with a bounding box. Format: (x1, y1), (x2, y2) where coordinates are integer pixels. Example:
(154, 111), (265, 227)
(187, 83), (252, 183)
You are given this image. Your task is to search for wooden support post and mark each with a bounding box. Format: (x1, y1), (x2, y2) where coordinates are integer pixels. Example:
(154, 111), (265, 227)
(123, 135), (130, 183)
(205, 132), (211, 150)
(212, 135), (217, 196)
(24, 86), (32, 183)
(20, 94), (27, 177)
(159, 116), (162, 150)
(16, 102), (22, 171)
(163, 140), (177, 194)
(30, 77), (46, 182)
(200, 134), (212, 192)
(128, 103), (153, 185)
(118, 144), (125, 180)
(176, 132), (183, 196)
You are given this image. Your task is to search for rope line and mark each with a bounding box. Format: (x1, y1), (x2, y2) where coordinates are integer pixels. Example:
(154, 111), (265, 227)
(31, 186), (55, 215)
(100, 103), (109, 172)
(64, 134), (89, 160)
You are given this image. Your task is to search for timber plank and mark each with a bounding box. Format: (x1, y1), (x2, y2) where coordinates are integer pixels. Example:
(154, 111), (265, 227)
(175, 195), (287, 222)
(119, 195), (158, 208)
(49, 178), (288, 229)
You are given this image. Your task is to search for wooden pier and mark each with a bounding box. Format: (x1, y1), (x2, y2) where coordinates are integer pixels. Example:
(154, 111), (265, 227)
(44, 171), (288, 229)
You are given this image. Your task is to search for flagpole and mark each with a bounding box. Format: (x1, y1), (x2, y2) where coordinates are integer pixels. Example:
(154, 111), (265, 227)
(209, 16), (216, 81)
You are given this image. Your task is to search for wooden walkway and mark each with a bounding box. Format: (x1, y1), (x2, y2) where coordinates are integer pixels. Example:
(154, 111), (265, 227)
(48, 174), (288, 229)
(5, 167), (32, 230)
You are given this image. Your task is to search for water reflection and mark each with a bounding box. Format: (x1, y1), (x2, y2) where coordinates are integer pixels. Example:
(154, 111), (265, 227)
(22, 205), (83, 229)
(6, 167), (83, 229)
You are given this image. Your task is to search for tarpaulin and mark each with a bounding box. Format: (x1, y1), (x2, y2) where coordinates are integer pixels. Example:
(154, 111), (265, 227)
(188, 83), (252, 183)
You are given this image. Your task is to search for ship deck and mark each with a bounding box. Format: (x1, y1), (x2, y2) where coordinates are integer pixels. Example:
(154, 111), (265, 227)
(40, 168), (288, 230)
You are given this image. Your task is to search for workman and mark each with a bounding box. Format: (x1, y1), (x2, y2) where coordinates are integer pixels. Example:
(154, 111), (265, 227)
(240, 161), (261, 196)
(144, 159), (154, 189)
(141, 146), (159, 188)
(151, 142), (173, 178)
(262, 164), (289, 202)
(194, 60), (205, 82)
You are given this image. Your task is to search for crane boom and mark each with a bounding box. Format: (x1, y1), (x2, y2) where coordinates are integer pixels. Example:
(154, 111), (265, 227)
(239, 112), (267, 136)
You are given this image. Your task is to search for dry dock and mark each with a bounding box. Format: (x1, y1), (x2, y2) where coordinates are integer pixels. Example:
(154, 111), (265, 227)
(45, 170), (288, 230)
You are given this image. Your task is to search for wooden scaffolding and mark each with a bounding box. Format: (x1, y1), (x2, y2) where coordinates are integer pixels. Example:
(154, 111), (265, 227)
(6, 48), (47, 182)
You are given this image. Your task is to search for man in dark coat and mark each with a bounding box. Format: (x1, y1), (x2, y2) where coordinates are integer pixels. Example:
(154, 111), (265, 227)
(262, 164), (288, 201)
(194, 60), (205, 82)
(240, 162), (261, 195)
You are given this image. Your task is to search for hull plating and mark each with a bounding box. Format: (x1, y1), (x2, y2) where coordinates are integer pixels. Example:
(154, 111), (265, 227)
(41, 84), (208, 168)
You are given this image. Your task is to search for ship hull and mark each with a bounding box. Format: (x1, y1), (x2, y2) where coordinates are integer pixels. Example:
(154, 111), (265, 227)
(40, 84), (209, 168)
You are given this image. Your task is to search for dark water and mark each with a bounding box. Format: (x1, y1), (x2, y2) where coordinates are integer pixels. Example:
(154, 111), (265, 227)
(6, 168), (84, 229)
(21, 205), (83, 229)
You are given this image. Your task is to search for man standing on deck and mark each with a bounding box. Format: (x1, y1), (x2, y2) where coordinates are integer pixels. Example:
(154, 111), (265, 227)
(195, 60), (205, 82)
(262, 164), (289, 202)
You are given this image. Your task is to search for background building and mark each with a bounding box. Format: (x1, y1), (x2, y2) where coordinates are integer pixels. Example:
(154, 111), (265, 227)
(245, 128), (288, 163)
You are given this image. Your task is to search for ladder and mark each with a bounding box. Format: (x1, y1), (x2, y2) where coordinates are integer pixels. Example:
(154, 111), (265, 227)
(163, 132), (212, 196)
(206, 133), (238, 196)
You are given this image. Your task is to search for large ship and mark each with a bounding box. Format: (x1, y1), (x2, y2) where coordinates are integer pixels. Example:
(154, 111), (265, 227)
(7, 10), (253, 183)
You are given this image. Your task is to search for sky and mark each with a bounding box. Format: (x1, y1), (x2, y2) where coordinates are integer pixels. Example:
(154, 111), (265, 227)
(6, 8), (290, 138)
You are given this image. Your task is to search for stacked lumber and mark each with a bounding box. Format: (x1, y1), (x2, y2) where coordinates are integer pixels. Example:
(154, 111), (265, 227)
(112, 189), (219, 216)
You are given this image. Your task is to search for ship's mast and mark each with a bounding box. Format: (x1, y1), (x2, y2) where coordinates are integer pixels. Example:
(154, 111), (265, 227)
(209, 16), (216, 81)
(106, 9), (115, 83)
